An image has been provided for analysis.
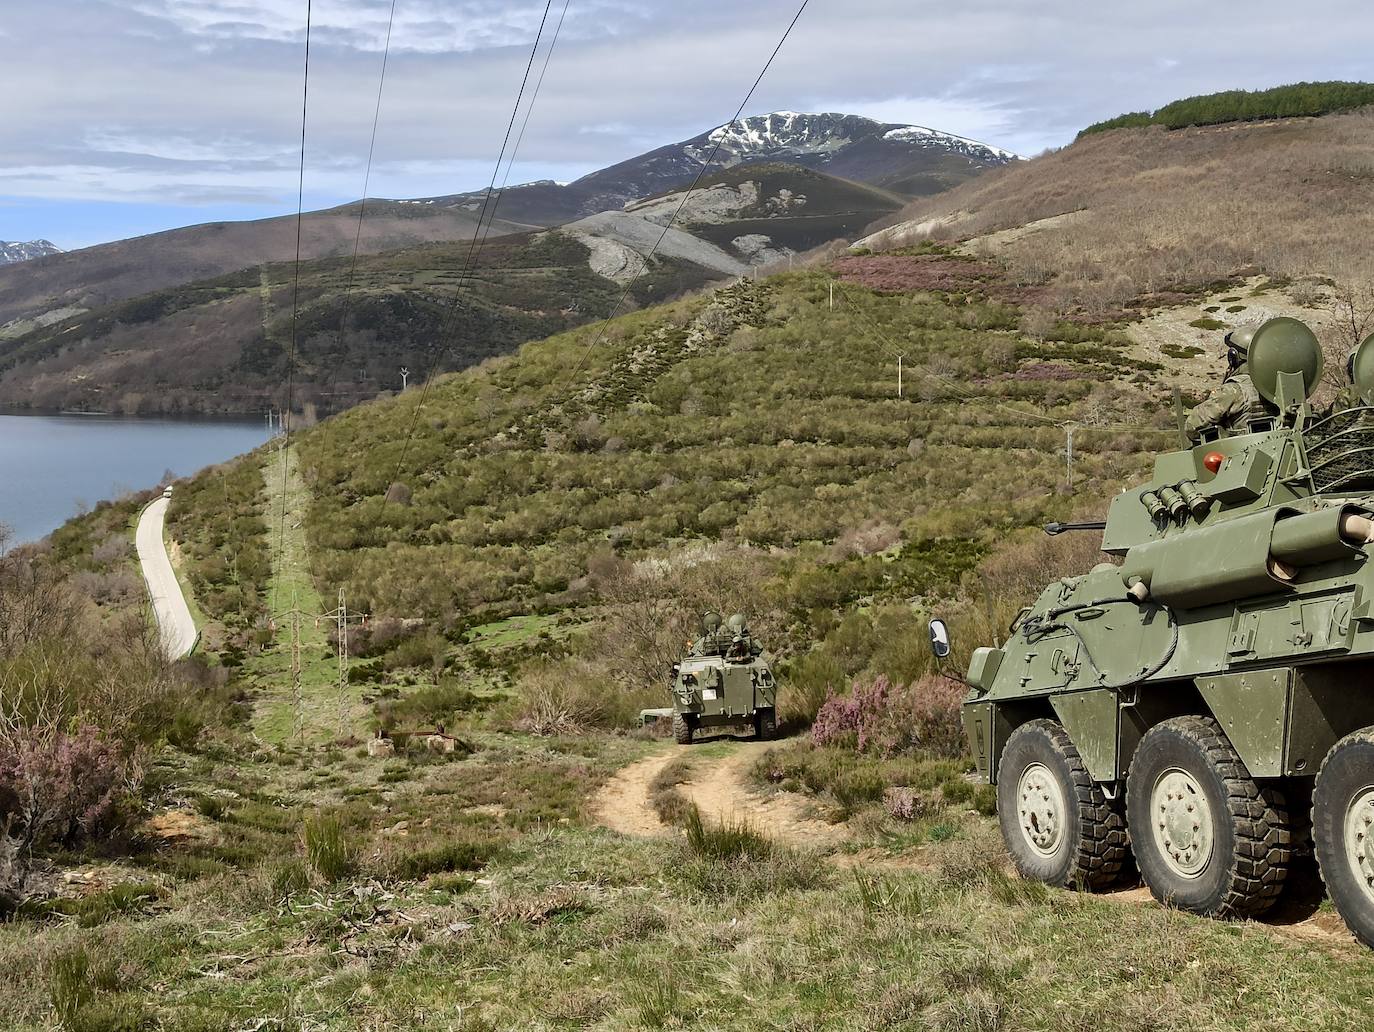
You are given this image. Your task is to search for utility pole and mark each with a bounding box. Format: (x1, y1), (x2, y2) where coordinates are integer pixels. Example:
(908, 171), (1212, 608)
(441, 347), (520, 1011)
(336, 588), (349, 738)
(898, 355), (904, 398)
(290, 607), (304, 745)
(1065, 425), (1076, 489)
(829, 282), (834, 310)
(400, 367), (410, 391)
(315, 589), (368, 740)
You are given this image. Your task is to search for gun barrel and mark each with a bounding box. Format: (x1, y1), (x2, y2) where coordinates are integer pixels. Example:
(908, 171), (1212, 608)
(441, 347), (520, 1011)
(1044, 520), (1108, 536)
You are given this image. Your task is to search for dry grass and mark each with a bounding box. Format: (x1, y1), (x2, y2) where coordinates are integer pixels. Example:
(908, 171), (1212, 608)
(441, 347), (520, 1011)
(863, 111), (1374, 313)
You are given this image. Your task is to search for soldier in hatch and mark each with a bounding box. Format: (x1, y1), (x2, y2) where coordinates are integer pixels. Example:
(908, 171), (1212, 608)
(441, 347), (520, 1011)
(1184, 324), (1279, 442)
(1329, 350), (1365, 413)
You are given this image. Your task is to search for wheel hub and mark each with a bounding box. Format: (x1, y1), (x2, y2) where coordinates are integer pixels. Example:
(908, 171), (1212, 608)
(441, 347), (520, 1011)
(1016, 762), (1066, 858)
(1342, 786), (1374, 903)
(1151, 768), (1214, 878)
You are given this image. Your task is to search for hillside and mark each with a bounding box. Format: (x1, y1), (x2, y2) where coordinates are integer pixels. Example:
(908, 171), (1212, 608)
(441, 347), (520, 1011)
(857, 107), (1374, 318)
(11, 230), (1374, 1026)
(0, 203), (532, 336)
(0, 164), (905, 415)
(0, 112), (1013, 346)
(563, 163), (908, 279)
(290, 253), (1163, 632)
(0, 231), (628, 416)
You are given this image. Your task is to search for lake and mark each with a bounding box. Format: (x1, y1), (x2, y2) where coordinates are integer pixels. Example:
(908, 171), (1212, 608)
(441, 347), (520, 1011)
(0, 412), (270, 544)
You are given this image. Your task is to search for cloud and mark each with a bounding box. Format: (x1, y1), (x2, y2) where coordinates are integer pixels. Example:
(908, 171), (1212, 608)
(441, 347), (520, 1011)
(4, 0), (1374, 246)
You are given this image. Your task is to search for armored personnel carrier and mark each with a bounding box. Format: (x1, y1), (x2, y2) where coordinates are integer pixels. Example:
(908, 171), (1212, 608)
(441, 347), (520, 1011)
(669, 612), (777, 745)
(939, 318), (1374, 946)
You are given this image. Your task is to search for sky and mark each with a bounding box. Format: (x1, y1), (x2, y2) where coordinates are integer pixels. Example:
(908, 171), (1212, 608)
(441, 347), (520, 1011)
(3, 0), (1372, 250)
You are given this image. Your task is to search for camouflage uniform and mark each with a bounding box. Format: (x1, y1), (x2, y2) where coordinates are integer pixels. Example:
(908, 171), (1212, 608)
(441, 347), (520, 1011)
(1330, 385), (1361, 413)
(1184, 369), (1274, 443)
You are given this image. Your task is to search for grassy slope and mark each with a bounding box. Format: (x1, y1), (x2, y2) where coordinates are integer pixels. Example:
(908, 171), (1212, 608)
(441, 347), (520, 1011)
(26, 180), (1374, 1025)
(293, 261), (1163, 625)
(3, 722), (1373, 1030)
(863, 108), (1374, 315)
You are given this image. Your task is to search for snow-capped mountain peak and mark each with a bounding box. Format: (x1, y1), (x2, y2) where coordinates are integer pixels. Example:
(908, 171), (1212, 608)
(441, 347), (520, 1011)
(695, 111), (1021, 168)
(0, 239), (62, 266)
(430, 110), (1018, 225)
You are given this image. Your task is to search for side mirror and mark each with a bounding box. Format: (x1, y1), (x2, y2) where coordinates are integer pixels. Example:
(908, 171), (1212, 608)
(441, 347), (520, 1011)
(928, 619), (951, 659)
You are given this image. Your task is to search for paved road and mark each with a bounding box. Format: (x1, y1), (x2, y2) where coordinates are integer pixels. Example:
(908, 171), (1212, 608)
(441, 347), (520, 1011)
(136, 496), (197, 660)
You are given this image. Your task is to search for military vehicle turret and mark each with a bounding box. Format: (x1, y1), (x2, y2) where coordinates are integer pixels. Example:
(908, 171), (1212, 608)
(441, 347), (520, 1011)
(936, 318), (1374, 946)
(669, 612), (777, 745)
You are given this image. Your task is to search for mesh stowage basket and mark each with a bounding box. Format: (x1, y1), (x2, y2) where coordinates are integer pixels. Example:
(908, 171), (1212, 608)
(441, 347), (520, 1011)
(1304, 407), (1374, 493)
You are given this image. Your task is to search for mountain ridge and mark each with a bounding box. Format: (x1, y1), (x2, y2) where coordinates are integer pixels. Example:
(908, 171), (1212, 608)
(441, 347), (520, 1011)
(431, 111), (1020, 226)
(0, 240), (62, 265)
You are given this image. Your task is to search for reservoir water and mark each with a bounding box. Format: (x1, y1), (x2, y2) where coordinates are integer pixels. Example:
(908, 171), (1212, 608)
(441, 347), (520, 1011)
(0, 412), (269, 544)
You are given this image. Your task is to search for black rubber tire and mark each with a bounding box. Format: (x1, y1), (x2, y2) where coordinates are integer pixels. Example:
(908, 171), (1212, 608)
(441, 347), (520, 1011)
(1126, 715), (1290, 918)
(996, 719), (1128, 890)
(755, 709), (777, 741)
(672, 713), (694, 746)
(1312, 728), (1374, 948)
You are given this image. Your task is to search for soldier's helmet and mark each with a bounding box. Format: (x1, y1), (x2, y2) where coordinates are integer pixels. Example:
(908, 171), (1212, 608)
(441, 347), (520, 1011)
(1224, 323), (1262, 366)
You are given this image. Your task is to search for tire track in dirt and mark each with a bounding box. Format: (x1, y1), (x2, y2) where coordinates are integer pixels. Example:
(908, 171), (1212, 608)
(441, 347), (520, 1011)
(593, 745), (1360, 948)
(592, 750), (677, 838)
(592, 740), (845, 846)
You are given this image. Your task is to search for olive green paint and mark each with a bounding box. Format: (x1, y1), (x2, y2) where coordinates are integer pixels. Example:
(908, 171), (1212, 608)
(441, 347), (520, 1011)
(1050, 689), (1120, 781)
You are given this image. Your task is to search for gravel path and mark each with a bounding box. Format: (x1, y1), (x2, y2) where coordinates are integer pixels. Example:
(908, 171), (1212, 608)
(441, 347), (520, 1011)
(136, 496), (197, 659)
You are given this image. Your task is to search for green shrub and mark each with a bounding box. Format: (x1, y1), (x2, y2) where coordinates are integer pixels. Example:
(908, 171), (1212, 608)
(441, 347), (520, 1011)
(677, 805), (829, 898)
(375, 678), (486, 732)
(301, 813), (358, 883)
(1079, 81), (1374, 137)
(378, 833), (502, 881)
(831, 768), (887, 811)
(972, 784), (997, 816)
(270, 859), (311, 899)
(683, 805), (773, 862)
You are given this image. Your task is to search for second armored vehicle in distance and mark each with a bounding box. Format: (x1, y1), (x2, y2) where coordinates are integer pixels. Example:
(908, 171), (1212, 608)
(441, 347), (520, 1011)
(669, 612), (777, 745)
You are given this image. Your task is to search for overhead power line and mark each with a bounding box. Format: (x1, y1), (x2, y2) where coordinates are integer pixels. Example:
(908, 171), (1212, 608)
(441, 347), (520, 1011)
(376, 0), (562, 527)
(272, 0), (314, 612)
(562, 0), (812, 387)
(320, 0), (401, 407)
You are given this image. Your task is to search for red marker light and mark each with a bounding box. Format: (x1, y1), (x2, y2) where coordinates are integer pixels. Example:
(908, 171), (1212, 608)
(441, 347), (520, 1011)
(1203, 451), (1225, 473)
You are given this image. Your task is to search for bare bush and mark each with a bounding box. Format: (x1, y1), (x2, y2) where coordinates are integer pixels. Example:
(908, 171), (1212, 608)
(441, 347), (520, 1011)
(584, 545), (786, 693)
(1329, 281), (1374, 352)
(830, 519), (901, 561)
(0, 532), (82, 659)
(514, 656), (642, 735)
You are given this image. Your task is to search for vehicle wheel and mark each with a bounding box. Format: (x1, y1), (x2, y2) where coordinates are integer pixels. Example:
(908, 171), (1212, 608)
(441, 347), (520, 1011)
(996, 719), (1128, 890)
(1126, 715), (1289, 918)
(1313, 728), (1374, 947)
(672, 713), (694, 746)
(755, 709), (777, 741)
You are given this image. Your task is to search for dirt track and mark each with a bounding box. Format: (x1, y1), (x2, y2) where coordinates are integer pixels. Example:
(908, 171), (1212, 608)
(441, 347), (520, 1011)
(593, 741), (1358, 947)
(593, 740), (844, 845)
